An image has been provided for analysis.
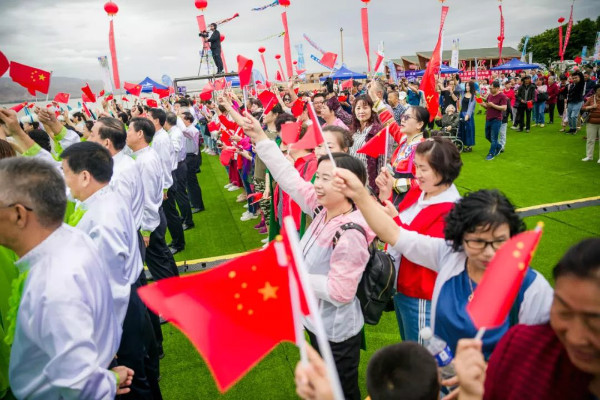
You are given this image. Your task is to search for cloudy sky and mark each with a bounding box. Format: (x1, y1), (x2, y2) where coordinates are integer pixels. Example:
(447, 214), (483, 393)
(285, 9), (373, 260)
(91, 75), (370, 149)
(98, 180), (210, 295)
(1, 0), (597, 83)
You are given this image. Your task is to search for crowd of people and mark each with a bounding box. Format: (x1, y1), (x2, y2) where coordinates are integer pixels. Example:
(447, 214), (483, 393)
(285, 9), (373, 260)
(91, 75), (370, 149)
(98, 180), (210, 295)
(0, 61), (598, 400)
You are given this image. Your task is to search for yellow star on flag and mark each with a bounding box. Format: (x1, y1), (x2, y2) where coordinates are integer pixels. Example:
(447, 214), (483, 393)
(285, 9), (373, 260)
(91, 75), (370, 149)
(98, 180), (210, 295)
(39, 74), (45, 81)
(258, 282), (278, 301)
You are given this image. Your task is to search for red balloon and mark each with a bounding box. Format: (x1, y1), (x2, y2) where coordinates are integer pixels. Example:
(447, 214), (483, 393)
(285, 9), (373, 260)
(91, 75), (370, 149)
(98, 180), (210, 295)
(279, 0), (290, 6)
(104, 1), (119, 16)
(293, 60), (298, 65)
(275, 54), (281, 60)
(0, 50), (8, 78)
(220, 34), (225, 42)
(195, 0), (208, 10)
(497, 35), (502, 41)
(258, 47), (266, 53)
(557, 17), (565, 23)
(361, 0), (371, 3)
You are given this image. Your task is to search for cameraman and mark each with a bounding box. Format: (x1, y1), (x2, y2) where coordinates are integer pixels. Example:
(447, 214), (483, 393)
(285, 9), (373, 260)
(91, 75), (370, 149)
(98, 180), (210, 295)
(199, 23), (223, 74)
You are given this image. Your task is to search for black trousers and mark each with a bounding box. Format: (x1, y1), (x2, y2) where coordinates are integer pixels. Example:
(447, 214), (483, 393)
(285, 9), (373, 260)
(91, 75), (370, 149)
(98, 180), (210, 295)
(516, 105), (531, 131)
(212, 48), (223, 72)
(548, 103), (556, 123)
(557, 99), (565, 117)
(307, 330), (362, 400)
(174, 161), (193, 226)
(163, 172), (185, 249)
(185, 153), (205, 210)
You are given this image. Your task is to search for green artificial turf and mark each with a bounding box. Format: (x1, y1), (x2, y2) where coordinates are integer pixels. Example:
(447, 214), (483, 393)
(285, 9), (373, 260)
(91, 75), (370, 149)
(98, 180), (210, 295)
(159, 111), (600, 399)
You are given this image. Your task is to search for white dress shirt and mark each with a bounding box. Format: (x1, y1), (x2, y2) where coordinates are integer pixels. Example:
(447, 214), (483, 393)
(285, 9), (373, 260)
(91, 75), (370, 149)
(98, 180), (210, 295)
(75, 185), (143, 325)
(150, 128), (175, 190)
(10, 224), (120, 400)
(132, 145), (163, 234)
(111, 150), (144, 229)
(168, 125), (186, 162)
(182, 124), (200, 155)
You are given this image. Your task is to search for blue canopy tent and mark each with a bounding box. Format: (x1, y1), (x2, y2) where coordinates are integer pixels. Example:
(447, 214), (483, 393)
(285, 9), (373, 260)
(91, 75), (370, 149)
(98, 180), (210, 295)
(414, 64), (461, 76)
(225, 76), (240, 88)
(138, 77), (168, 93)
(491, 58), (539, 70)
(320, 65), (367, 81)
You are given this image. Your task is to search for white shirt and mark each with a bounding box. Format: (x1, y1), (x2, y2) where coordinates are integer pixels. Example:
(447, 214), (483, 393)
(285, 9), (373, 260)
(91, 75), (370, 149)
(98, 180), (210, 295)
(76, 185), (143, 325)
(182, 124), (200, 155)
(111, 150), (144, 229)
(10, 224), (120, 400)
(151, 128), (175, 189)
(168, 125), (186, 162)
(133, 146), (163, 234)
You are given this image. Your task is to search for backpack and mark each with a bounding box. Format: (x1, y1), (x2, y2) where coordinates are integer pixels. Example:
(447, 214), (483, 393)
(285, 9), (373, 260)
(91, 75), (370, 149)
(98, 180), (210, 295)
(332, 222), (397, 325)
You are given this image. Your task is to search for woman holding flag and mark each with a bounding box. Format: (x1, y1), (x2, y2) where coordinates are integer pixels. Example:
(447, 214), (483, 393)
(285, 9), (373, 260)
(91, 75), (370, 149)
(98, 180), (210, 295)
(238, 107), (374, 400)
(331, 170), (553, 360)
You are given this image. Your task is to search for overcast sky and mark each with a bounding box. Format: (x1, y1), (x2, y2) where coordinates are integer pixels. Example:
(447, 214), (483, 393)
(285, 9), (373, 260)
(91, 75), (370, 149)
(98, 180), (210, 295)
(1, 0), (598, 83)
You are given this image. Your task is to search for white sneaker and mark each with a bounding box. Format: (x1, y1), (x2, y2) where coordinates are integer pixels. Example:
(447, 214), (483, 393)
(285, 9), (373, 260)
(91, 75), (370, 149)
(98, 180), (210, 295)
(241, 212), (258, 221)
(540, 124), (545, 127)
(597, 159), (600, 164)
(243, 203), (249, 208)
(224, 183), (232, 189)
(582, 157), (593, 162)
(261, 237), (269, 244)
(228, 185), (240, 191)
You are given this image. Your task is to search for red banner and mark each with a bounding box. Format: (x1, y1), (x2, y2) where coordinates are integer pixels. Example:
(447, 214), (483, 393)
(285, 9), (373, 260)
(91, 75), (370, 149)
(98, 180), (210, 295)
(562, 5), (574, 60)
(260, 53), (269, 81)
(281, 12), (294, 78)
(419, 5), (449, 121)
(109, 20), (120, 90)
(559, 25), (564, 61)
(361, 7), (371, 73)
(498, 5), (505, 60)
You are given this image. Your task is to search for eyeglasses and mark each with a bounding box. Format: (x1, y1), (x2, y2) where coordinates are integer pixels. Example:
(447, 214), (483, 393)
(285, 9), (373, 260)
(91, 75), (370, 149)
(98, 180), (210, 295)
(463, 238), (507, 251)
(0, 203), (33, 212)
(401, 114), (415, 121)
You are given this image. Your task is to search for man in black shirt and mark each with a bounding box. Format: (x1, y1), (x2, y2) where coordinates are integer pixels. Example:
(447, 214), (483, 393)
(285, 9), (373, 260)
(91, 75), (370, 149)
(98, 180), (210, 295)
(203, 23), (223, 74)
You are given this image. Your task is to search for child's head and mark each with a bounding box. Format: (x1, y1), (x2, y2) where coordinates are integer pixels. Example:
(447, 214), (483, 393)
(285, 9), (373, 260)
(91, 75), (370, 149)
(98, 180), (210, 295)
(366, 342), (439, 400)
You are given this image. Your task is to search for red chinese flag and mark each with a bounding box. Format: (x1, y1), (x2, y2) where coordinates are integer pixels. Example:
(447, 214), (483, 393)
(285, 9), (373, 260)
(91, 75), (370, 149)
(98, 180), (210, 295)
(214, 78), (227, 91)
(153, 87), (170, 99)
(466, 225), (544, 330)
(276, 70), (284, 82)
(357, 127), (388, 158)
(10, 102), (26, 113)
(292, 124), (322, 150)
(419, 6), (449, 122)
(124, 82), (143, 97)
(219, 148), (235, 166)
(341, 79), (353, 90)
(207, 121), (221, 133)
(0, 50), (9, 77)
(247, 192), (263, 205)
(99, 90), (106, 97)
(54, 92), (70, 104)
(81, 83), (97, 103)
(290, 99), (304, 118)
(146, 99), (158, 108)
(105, 94), (114, 101)
(280, 121), (301, 145)
(138, 236), (304, 391)
(237, 55), (253, 88)
(257, 90), (278, 115)
(121, 96), (129, 102)
(320, 52), (338, 70)
(9, 61), (51, 96)
(220, 130), (232, 147)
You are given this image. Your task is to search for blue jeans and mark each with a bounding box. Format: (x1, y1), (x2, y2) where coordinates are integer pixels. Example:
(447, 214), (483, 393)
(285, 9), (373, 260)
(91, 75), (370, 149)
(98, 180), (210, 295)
(485, 119), (502, 156)
(567, 101), (584, 130)
(393, 292), (431, 343)
(534, 101), (545, 124)
(458, 112), (475, 146)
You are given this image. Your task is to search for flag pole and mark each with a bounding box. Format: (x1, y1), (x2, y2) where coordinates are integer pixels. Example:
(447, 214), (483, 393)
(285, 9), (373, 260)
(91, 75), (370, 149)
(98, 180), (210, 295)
(283, 217), (345, 400)
(474, 327), (486, 341)
(384, 125), (389, 164)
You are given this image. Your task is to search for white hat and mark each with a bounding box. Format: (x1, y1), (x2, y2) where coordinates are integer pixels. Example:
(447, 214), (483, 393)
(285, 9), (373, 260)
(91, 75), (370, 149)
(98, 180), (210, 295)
(20, 114), (38, 124)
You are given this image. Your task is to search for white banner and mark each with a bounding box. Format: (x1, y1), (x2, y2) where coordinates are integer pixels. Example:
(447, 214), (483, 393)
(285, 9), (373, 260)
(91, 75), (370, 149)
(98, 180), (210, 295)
(528, 52), (533, 64)
(97, 56), (113, 93)
(594, 32), (600, 61)
(450, 39), (460, 69)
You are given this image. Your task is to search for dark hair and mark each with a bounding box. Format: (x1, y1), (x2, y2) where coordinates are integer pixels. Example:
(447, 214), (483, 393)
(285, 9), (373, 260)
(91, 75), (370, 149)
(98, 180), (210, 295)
(72, 111), (85, 122)
(22, 121), (39, 130)
(165, 112), (178, 127)
(312, 92), (327, 101)
(149, 108), (166, 127)
(117, 111), (129, 125)
(97, 117), (127, 150)
(209, 23), (217, 29)
(351, 95), (378, 132)
(466, 81), (477, 95)
(553, 238), (600, 280)
(270, 103), (284, 115)
(0, 139), (16, 159)
(27, 129), (51, 153)
(182, 111), (194, 123)
(444, 189), (525, 252)
(84, 120), (95, 133)
(415, 137), (462, 186)
(176, 99), (190, 107)
(322, 125), (353, 150)
(0, 157), (67, 227)
(130, 117), (156, 144)
(317, 152), (367, 186)
(218, 105), (227, 113)
(275, 113), (296, 132)
(366, 342), (439, 400)
(60, 142), (113, 183)
(410, 106), (431, 136)
(133, 105), (143, 115)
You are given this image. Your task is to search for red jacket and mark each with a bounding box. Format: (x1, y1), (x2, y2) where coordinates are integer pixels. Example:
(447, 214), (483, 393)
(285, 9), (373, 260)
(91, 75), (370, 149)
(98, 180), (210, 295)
(392, 186), (454, 300)
(547, 82), (559, 105)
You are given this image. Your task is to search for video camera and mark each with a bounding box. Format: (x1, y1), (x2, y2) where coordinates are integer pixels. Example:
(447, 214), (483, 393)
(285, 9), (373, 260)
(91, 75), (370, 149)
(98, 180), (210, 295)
(198, 31), (209, 38)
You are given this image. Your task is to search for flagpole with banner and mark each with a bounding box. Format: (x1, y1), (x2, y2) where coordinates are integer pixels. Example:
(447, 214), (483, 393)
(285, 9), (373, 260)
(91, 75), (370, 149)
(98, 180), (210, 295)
(283, 217), (345, 400)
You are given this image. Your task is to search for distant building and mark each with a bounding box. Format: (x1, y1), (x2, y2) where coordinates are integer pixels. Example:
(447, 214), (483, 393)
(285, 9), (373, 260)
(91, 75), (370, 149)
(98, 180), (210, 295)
(389, 47), (522, 73)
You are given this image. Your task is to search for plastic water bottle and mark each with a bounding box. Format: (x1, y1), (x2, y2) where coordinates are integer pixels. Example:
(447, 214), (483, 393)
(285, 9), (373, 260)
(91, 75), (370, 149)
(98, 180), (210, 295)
(419, 327), (456, 381)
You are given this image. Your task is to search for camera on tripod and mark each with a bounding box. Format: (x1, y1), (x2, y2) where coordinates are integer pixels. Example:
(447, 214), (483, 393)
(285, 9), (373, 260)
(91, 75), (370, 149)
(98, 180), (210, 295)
(198, 31), (209, 38)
